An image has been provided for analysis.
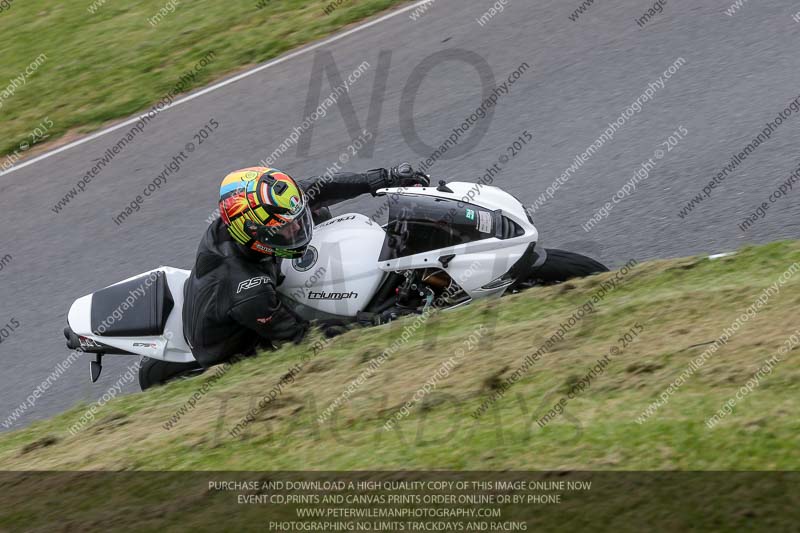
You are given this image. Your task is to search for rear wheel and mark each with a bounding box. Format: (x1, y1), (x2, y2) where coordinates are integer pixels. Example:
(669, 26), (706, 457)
(138, 357), (203, 391)
(530, 248), (609, 284)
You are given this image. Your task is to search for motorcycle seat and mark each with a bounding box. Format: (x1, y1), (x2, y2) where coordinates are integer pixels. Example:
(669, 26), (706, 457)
(90, 270), (174, 337)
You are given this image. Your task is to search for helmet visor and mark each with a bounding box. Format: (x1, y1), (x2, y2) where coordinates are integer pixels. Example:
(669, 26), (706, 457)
(258, 206), (314, 251)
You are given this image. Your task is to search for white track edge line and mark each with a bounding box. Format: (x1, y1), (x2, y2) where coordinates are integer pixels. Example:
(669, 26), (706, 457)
(0, 0), (432, 177)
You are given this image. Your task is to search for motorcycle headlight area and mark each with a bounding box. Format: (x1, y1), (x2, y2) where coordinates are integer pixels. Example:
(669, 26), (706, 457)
(379, 195), (500, 261)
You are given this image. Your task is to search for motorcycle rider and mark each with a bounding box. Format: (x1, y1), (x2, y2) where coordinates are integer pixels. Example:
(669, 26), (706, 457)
(182, 163), (429, 368)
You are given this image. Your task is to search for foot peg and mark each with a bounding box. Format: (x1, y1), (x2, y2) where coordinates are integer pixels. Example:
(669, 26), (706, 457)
(90, 354), (104, 383)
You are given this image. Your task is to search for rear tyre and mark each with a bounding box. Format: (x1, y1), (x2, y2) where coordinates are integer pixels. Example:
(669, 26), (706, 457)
(138, 357), (203, 391)
(531, 248), (609, 284)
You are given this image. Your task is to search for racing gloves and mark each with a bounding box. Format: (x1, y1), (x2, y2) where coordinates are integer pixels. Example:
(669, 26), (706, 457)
(365, 162), (430, 195)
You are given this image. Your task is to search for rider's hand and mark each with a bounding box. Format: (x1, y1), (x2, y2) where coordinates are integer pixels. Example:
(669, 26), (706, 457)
(389, 162), (430, 188)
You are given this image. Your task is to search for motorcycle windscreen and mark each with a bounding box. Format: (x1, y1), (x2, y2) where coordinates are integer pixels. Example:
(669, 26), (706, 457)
(379, 195), (496, 261)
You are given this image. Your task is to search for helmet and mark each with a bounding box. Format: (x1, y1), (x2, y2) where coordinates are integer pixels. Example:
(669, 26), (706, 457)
(218, 167), (313, 258)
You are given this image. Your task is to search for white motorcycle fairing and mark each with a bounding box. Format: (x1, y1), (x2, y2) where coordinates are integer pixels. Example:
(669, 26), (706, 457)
(65, 267), (194, 365)
(278, 213), (387, 320)
(64, 180), (541, 377)
(374, 182), (538, 298)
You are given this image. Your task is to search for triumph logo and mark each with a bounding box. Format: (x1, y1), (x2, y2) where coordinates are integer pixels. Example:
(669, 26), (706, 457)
(307, 291), (358, 300)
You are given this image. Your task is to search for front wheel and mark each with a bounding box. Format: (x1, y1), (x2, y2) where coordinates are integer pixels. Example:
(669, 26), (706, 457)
(138, 357), (203, 391)
(530, 248), (609, 284)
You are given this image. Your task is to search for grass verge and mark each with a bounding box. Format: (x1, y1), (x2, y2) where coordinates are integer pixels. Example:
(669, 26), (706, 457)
(0, 0), (408, 160)
(0, 240), (798, 471)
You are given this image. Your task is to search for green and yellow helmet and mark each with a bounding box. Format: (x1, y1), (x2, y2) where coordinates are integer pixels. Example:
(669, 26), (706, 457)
(218, 167), (312, 258)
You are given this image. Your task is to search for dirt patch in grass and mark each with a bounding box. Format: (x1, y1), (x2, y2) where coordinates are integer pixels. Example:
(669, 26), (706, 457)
(0, 241), (798, 471)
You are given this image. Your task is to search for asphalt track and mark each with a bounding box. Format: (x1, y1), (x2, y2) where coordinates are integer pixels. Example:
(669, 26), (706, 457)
(1, 0), (799, 431)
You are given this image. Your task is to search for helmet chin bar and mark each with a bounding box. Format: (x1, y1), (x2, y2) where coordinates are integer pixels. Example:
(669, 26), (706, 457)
(242, 203), (314, 257)
(249, 238), (306, 259)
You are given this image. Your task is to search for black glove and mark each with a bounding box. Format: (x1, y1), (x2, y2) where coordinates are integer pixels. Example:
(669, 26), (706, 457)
(389, 162), (430, 188)
(365, 163), (430, 195)
(315, 319), (352, 338)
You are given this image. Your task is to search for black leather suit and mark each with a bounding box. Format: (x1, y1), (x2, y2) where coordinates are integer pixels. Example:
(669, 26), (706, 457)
(183, 170), (389, 368)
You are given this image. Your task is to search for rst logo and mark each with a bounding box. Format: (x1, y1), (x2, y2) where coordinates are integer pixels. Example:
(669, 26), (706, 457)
(237, 276), (271, 294)
(133, 342), (157, 349)
(307, 291), (358, 300)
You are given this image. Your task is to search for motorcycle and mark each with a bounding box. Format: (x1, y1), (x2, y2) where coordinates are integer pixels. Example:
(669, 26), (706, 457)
(64, 180), (607, 390)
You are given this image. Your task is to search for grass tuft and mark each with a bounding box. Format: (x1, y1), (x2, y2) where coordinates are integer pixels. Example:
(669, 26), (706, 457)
(0, 240), (799, 471)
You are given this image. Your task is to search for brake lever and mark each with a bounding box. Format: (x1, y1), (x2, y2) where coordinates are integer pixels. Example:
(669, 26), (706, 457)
(415, 171), (432, 186)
